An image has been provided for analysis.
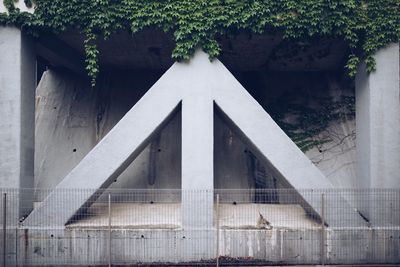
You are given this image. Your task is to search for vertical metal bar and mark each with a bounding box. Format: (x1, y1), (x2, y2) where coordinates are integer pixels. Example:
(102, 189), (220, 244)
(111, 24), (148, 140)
(321, 193), (325, 265)
(3, 193), (6, 267)
(108, 193), (111, 267)
(216, 194), (220, 267)
(15, 228), (18, 267)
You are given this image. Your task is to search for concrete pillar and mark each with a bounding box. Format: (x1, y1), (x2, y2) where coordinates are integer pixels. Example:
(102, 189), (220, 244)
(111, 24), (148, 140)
(356, 43), (400, 188)
(181, 66), (214, 230)
(0, 26), (36, 222)
(356, 43), (400, 225)
(179, 53), (215, 260)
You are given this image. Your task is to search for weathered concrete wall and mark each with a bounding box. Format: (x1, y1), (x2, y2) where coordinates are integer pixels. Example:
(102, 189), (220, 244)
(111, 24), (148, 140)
(0, 26), (35, 220)
(236, 71), (357, 189)
(214, 114), (253, 190)
(3, 226), (399, 266)
(34, 70), (181, 202)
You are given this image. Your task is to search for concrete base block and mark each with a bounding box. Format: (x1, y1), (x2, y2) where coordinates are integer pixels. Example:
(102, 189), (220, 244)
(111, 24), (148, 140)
(3, 227), (397, 266)
(326, 228), (400, 264)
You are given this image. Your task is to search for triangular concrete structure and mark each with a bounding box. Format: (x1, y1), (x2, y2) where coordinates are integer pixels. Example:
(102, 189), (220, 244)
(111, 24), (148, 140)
(24, 50), (366, 227)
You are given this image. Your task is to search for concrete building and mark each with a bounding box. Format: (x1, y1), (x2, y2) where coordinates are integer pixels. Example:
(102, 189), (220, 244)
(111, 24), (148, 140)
(0, 1), (399, 264)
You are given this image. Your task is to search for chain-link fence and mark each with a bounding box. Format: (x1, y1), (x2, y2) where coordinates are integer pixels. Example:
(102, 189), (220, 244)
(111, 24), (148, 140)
(1, 188), (399, 266)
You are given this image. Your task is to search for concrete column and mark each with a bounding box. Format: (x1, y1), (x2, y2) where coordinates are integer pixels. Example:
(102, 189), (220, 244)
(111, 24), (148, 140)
(181, 98), (214, 229)
(356, 43), (400, 225)
(181, 54), (214, 230)
(356, 43), (400, 188)
(0, 26), (36, 221)
(179, 53), (214, 260)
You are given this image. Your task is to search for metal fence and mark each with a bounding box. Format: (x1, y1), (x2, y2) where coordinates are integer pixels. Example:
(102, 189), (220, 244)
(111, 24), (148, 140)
(1, 188), (399, 266)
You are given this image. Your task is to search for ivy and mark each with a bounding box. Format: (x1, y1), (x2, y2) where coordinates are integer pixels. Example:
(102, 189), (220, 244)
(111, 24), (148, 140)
(1, 0), (399, 86)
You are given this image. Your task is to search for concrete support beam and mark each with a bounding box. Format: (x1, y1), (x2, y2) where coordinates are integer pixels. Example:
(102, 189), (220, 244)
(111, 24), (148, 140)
(212, 59), (366, 227)
(23, 70), (182, 226)
(180, 55), (214, 230)
(356, 43), (400, 189)
(176, 53), (216, 260)
(25, 50), (365, 228)
(0, 26), (36, 222)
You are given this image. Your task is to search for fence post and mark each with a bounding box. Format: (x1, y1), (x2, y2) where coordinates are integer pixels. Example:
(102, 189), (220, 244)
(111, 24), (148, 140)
(3, 193), (6, 267)
(320, 193), (325, 265)
(15, 228), (18, 267)
(108, 193), (111, 267)
(216, 194), (220, 267)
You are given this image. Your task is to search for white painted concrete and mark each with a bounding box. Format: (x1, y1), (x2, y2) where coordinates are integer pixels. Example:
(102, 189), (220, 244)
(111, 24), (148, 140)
(0, 26), (35, 220)
(355, 43), (400, 225)
(356, 43), (400, 189)
(179, 53), (215, 229)
(25, 50), (365, 227)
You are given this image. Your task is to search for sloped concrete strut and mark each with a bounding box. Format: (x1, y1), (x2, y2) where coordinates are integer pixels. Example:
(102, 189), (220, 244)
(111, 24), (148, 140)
(24, 50), (366, 227)
(23, 66), (183, 226)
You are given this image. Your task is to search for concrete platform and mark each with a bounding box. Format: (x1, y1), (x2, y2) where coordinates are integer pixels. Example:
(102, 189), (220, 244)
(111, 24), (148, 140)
(66, 203), (320, 230)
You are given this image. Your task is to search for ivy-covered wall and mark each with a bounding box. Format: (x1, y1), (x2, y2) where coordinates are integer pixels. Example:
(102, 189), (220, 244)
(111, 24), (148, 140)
(1, 0), (399, 85)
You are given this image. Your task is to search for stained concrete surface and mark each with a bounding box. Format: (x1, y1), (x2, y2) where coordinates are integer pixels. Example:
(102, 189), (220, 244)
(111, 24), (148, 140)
(34, 69), (177, 197)
(8, 226), (399, 266)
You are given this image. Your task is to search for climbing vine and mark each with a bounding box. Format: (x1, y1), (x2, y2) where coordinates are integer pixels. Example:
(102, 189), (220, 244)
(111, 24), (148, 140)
(267, 90), (355, 152)
(1, 0), (399, 85)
